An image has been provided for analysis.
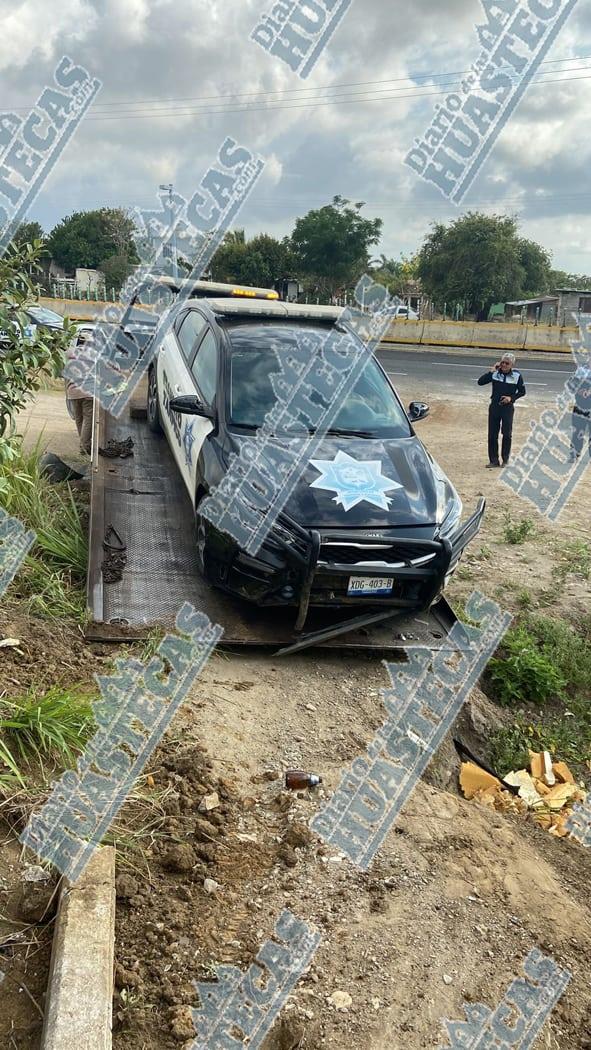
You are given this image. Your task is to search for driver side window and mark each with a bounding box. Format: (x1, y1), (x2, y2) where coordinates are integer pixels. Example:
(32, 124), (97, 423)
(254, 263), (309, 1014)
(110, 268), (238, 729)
(191, 329), (218, 405)
(176, 311), (207, 362)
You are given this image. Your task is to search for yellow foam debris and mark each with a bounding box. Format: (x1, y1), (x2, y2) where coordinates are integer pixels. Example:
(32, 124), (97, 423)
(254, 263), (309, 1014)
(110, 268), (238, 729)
(529, 751), (545, 780)
(544, 782), (578, 811)
(552, 761), (575, 785)
(533, 812), (553, 831)
(460, 762), (502, 800)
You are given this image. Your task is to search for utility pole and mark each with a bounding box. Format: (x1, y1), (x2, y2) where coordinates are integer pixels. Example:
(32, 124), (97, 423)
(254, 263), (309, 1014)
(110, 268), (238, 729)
(159, 183), (178, 281)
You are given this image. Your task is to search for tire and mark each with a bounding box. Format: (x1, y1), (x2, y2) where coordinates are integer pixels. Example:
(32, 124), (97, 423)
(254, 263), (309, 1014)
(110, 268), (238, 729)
(194, 490), (208, 577)
(147, 367), (163, 433)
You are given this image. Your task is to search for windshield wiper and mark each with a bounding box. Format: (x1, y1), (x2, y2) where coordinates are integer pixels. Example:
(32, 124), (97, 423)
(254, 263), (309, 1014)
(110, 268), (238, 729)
(325, 427), (374, 438)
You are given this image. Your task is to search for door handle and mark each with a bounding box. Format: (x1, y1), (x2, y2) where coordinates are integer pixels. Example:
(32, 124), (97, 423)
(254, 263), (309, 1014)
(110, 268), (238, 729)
(174, 384), (181, 393)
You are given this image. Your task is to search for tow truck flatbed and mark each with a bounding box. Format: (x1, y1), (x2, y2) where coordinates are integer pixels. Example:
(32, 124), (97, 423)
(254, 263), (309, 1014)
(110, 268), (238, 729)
(86, 386), (465, 654)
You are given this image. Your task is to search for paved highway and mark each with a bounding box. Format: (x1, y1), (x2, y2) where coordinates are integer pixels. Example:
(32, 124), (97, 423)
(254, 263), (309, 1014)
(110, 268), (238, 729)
(376, 344), (575, 403)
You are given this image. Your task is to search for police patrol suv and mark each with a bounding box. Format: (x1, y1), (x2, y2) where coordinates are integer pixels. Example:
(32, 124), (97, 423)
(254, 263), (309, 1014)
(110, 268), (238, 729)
(147, 281), (485, 622)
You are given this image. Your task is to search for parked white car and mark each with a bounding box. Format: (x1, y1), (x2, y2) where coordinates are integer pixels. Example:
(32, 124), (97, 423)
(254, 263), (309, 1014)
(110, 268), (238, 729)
(387, 305), (419, 320)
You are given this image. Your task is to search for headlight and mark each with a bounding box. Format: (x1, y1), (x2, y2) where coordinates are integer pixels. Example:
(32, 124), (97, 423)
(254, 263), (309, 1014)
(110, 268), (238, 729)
(438, 498), (463, 539)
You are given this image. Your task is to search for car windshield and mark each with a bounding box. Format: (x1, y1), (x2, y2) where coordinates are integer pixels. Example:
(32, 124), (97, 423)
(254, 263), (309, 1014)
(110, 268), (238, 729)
(224, 322), (412, 437)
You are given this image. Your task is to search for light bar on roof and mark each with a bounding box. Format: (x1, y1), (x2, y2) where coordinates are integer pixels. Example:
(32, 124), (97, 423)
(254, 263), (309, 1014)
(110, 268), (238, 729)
(231, 288), (279, 299)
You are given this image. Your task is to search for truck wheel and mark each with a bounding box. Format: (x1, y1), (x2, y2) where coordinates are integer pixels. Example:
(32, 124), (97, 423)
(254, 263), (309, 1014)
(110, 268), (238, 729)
(147, 368), (163, 433)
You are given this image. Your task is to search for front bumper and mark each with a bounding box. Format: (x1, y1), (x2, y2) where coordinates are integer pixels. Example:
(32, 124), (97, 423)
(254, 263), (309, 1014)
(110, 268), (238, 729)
(205, 498), (486, 629)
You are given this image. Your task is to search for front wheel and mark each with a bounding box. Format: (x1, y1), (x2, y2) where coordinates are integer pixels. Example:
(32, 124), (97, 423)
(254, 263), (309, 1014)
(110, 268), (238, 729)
(194, 488), (211, 579)
(147, 367), (163, 433)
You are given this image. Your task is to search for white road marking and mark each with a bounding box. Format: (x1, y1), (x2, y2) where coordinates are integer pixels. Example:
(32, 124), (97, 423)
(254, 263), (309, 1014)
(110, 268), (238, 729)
(527, 382), (547, 386)
(381, 358), (571, 376)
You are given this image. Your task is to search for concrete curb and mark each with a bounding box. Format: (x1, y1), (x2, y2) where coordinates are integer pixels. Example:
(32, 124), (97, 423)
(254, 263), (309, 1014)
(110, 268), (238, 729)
(42, 848), (116, 1050)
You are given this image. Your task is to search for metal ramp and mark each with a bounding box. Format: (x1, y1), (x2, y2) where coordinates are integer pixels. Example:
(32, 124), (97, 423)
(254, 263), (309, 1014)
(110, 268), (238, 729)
(86, 387), (461, 653)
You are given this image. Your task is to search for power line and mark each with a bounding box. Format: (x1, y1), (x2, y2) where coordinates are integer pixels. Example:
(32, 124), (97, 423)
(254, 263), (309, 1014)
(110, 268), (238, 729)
(79, 53), (591, 109)
(80, 70), (591, 121)
(6, 54), (590, 114)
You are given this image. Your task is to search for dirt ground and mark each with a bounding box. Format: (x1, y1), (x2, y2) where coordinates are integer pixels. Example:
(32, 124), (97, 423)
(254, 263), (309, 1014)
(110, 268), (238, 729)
(1, 380), (590, 1049)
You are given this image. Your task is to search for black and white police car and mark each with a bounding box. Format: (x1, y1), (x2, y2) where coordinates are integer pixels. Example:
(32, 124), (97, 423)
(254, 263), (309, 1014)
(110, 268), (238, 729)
(147, 285), (485, 621)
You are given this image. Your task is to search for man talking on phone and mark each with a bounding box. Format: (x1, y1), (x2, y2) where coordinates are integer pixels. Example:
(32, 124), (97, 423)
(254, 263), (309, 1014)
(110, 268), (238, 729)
(477, 353), (526, 468)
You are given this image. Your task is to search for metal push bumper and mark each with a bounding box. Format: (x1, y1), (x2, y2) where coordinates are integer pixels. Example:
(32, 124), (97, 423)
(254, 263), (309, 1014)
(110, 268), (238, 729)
(289, 498), (486, 631)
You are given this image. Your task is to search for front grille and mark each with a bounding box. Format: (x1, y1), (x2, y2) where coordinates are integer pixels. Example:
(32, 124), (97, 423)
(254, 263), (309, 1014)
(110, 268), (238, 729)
(318, 541), (438, 569)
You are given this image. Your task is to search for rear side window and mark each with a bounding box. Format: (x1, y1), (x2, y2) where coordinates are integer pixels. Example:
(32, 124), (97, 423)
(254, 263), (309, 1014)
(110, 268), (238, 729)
(191, 329), (218, 405)
(176, 311), (207, 362)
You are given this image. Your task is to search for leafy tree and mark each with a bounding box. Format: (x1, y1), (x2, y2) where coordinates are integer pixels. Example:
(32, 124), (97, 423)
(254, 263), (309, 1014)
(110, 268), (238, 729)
(548, 270), (591, 291)
(0, 243), (75, 493)
(100, 253), (136, 293)
(248, 234), (296, 280)
(224, 229), (246, 246)
(211, 231), (295, 287)
(12, 221), (44, 250)
(47, 207), (139, 275)
(417, 213), (550, 316)
(516, 238), (551, 298)
(290, 196), (382, 297)
(370, 253), (420, 297)
(211, 241), (249, 283)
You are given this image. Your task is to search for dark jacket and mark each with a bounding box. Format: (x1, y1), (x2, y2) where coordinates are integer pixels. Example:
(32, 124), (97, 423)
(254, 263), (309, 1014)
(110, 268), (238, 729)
(478, 368), (526, 406)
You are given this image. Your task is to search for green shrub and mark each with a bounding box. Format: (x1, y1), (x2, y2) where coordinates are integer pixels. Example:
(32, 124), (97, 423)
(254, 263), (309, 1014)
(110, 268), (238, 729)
(487, 625), (568, 706)
(503, 513), (536, 545)
(485, 613), (591, 776)
(489, 724), (531, 775)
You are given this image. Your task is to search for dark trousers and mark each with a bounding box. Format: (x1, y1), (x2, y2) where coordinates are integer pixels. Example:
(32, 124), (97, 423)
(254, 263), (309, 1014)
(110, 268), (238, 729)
(571, 410), (591, 459)
(488, 403), (514, 464)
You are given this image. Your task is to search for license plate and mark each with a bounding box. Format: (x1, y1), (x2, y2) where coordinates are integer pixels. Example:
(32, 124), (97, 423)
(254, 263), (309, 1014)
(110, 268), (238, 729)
(347, 575), (394, 597)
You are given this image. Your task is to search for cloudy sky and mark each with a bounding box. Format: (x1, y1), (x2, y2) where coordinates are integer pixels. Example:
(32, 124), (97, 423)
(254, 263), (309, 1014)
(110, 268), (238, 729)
(2, 0), (590, 273)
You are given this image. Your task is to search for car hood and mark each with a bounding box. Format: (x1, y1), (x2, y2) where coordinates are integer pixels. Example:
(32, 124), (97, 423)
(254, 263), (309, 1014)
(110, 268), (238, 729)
(228, 432), (459, 530)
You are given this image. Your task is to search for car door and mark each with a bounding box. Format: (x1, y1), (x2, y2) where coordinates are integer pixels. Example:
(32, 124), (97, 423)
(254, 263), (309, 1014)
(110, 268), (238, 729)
(157, 309), (207, 477)
(180, 326), (218, 500)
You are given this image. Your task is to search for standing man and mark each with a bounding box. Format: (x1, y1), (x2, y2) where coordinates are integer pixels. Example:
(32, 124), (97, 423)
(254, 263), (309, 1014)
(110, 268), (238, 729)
(571, 363), (591, 461)
(477, 353), (526, 468)
(65, 327), (94, 456)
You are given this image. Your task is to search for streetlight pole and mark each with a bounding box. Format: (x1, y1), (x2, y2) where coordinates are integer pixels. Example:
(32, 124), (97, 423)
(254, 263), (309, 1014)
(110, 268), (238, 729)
(159, 183), (178, 281)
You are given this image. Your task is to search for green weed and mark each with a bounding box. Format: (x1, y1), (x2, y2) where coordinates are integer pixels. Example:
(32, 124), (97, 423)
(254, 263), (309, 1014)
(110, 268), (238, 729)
(455, 565), (474, 582)
(487, 625), (567, 706)
(553, 540), (591, 582)
(0, 684), (95, 784)
(503, 513), (536, 545)
(485, 613), (591, 776)
(0, 439), (87, 620)
(489, 725), (532, 775)
(516, 589), (533, 610)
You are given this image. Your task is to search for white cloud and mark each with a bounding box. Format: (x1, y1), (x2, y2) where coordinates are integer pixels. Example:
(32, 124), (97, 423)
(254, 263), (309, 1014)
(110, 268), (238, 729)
(0, 0), (97, 70)
(3, 0), (589, 271)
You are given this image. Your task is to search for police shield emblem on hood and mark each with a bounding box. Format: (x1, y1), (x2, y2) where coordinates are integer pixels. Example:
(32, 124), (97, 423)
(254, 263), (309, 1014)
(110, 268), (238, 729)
(309, 450), (403, 511)
(229, 432), (459, 530)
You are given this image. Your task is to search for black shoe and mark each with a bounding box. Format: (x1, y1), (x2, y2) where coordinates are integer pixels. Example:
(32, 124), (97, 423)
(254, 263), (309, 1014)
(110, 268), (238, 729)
(502, 459), (510, 467)
(486, 461), (501, 468)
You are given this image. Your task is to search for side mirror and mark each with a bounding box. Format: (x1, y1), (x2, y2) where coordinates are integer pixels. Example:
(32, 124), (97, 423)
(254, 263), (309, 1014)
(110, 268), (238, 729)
(169, 394), (214, 419)
(408, 401), (430, 423)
